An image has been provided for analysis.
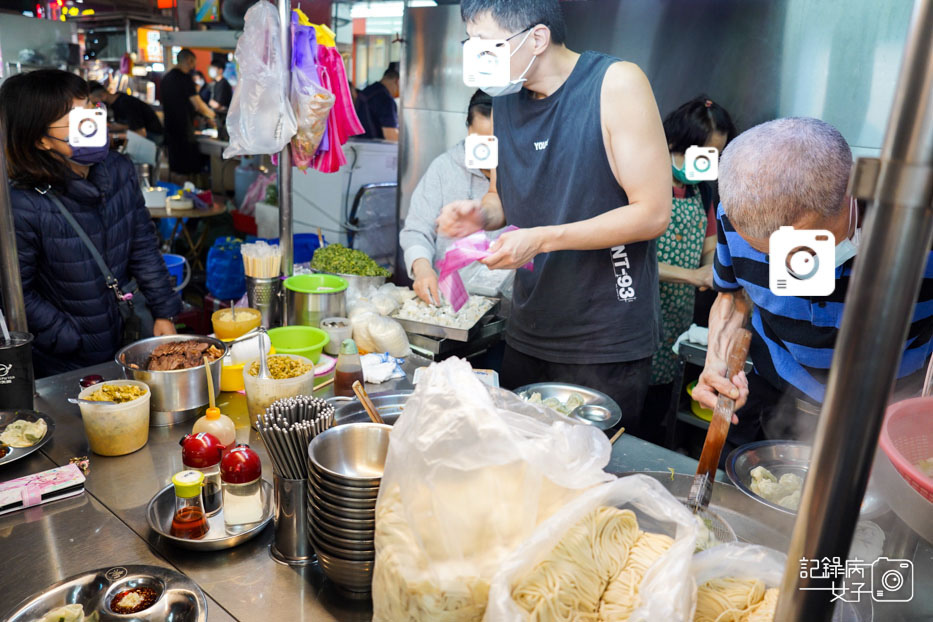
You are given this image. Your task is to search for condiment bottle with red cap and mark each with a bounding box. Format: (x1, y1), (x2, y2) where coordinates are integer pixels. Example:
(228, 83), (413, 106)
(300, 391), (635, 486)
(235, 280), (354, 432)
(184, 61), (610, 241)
(180, 432), (224, 516)
(220, 444), (263, 529)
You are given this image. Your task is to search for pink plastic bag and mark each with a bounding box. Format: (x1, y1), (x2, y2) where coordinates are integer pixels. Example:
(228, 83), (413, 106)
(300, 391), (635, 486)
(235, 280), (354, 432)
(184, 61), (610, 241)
(437, 227), (533, 311)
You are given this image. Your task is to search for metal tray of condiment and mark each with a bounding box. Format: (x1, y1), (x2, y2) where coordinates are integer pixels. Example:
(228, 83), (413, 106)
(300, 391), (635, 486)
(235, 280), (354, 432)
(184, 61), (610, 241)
(726, 441), (888, 519)
(391, 297), (499, 342)
(3, 564), (207, 621)
(0, 410), (55, 467)
(514, 382), (623, 431)
(146, 479), (274, 551)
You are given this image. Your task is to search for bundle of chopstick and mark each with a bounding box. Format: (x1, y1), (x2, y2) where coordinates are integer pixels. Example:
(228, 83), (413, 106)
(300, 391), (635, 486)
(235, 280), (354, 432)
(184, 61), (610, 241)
(242, 241), (282, 278)
(256, 396), (335, 479)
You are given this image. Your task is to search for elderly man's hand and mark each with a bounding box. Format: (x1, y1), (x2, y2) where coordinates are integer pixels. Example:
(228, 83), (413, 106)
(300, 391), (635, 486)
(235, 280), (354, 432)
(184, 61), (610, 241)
(437, 199), (484, 239)
(693, 363), (749, 420)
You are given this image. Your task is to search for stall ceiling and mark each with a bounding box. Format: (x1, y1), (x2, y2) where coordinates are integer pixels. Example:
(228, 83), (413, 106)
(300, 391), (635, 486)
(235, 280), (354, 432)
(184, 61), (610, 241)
(399, 0), (915, 225)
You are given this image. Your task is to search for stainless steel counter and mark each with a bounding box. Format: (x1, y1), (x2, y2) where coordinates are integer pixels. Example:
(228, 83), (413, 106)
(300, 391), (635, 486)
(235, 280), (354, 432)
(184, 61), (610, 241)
(2, 358), (929, 620)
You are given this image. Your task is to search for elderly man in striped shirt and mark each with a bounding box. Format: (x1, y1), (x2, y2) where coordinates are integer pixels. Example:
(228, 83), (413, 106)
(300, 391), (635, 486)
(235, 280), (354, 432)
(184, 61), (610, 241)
(693, 117), (933, 447)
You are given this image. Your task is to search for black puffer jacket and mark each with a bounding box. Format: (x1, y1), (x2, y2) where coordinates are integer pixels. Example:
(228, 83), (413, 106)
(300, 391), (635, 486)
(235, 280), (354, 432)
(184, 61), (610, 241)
(11, 151), (182, 377)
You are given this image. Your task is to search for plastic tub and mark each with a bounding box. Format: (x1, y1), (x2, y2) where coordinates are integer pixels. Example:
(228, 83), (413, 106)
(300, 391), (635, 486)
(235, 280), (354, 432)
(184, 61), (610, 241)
(212, 308), (262, 340)
(242, 354), (315, 427)
(77, 380), (151, 456)
(320, 318), (351, 356)
(267, 326), (329, 364)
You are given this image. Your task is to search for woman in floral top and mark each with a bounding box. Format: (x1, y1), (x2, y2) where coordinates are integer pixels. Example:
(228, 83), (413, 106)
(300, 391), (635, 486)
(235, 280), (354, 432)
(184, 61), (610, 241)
(642, 96), (736, 441)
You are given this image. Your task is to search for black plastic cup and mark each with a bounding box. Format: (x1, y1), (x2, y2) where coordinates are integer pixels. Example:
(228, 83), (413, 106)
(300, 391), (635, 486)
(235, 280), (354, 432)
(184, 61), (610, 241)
(0, 332), (35, 410)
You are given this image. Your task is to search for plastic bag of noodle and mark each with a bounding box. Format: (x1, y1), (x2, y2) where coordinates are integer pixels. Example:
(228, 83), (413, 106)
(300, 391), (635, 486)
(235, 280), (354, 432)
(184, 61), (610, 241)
(372, 357), (614, 621)
(485, 474), (699, 622)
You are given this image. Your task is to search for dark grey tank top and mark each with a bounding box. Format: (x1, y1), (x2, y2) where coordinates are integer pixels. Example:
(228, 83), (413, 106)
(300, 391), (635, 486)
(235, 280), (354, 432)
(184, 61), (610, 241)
(494, 51), (660, 364)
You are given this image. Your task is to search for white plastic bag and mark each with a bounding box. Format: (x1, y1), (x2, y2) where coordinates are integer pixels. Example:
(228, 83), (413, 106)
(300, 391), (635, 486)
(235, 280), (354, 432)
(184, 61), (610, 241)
(692, 543), (786, 588)
(372, 358), (614, 621)
(223, 2), (297, 158)
(485, 474), (699, 622)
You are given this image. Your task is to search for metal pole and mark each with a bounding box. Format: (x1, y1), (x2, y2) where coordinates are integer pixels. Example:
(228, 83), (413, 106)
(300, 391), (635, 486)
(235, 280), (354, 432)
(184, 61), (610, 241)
(0, 122), (28, 332)
(277, 0), (294, 279)
(776, 0), (933, 619)
(125, 18), (132, 60)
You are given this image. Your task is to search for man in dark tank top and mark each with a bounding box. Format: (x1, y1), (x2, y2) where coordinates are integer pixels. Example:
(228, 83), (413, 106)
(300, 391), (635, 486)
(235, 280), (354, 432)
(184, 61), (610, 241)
(438, 0), (672, 436)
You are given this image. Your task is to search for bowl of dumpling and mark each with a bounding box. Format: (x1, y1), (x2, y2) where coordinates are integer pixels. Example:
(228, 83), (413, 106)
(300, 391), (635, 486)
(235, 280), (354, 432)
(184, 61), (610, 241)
(726, 440), (809, 515)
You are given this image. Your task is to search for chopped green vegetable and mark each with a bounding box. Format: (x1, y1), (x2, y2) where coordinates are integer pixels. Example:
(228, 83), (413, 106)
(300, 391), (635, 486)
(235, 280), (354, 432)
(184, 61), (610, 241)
(311, 243), (391, 277)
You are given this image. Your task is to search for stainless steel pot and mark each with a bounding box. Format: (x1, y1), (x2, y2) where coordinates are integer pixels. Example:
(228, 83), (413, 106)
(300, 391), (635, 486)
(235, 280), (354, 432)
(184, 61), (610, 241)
(115, 335), (227, 426)
(285, 276), (347, 328)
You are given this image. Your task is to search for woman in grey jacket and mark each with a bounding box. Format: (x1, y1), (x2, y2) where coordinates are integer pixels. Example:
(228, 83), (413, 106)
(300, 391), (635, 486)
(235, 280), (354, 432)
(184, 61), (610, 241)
(399, 90), (492, 304)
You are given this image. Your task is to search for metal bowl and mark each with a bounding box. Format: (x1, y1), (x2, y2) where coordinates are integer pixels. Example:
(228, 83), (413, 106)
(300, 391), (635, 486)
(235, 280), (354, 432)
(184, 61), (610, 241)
(311, 481), (379, 510)
(309, 528), (375, 562)
(314, 548), (374, 595)
(309, 522), (375, 551)
(3, 565), (206, 621)
(308, 464), (381, 498)
(330, 390), (410, 426)
(725, 441), (887, 519)
(115, 335), (227, 426)
(308, 422), (391, 482)
(0, 410), (55, 467)
(147, 480), (273, 551)
(308, 495), (376, 530)
(313, 514), (375, 541)
(308, 486), (376, 520)
(513, 382), (623, 431)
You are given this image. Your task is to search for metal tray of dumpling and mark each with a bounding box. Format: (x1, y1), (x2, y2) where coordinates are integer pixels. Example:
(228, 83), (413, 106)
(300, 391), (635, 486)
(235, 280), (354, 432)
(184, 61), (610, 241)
(726, 441), (887, 519)
(513, 382), (623, 431)
(0, 410), (55, 467)
(3, 564), (207, 621)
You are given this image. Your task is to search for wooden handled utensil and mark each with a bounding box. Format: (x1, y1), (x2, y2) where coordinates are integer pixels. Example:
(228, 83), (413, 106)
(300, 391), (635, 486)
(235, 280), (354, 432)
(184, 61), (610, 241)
(352, 380), (385, 425)
(687, 328), (752, 513)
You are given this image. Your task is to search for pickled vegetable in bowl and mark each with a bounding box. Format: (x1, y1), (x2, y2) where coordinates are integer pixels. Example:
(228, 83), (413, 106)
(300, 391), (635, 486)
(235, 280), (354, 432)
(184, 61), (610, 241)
(86, 383), (148, 404)
(248, 355), (313, 379)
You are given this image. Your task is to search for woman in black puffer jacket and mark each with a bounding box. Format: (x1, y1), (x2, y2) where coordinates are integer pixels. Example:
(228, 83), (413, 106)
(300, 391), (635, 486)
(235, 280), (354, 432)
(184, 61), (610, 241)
(1, 70), (181, 378)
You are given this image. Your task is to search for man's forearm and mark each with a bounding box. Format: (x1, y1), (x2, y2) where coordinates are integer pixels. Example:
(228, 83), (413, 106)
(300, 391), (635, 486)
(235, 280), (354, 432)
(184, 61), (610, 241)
(537, 200), (670, 253)
(707, 291), (751, 363)
(659, 262), (697, 285)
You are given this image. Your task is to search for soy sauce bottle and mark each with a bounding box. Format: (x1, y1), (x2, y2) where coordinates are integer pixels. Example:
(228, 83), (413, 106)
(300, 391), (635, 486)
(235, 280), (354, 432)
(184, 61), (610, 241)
(334, 339), (364, 397)
(180, 432), (224, 516)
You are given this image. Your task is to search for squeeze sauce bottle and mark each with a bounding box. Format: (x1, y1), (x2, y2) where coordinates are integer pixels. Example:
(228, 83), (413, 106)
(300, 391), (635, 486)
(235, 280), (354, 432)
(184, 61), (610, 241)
(192, 407), (236, 450)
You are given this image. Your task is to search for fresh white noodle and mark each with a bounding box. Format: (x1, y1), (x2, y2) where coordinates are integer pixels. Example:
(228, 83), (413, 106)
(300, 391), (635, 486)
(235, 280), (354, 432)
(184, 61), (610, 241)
(694, 578), (777, 622)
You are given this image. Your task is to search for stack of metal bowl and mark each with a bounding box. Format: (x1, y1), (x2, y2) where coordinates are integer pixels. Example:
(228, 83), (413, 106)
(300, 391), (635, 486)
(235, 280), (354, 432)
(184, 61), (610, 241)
(306, 423), (391, 597)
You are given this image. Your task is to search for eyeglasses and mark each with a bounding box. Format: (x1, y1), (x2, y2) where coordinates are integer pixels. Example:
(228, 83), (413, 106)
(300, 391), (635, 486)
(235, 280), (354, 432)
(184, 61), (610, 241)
(460, 25), (533, 48)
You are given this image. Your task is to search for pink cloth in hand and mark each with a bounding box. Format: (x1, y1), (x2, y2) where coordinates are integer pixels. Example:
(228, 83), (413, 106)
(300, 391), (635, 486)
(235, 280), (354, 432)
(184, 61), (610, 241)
(436, 226), (533, 311)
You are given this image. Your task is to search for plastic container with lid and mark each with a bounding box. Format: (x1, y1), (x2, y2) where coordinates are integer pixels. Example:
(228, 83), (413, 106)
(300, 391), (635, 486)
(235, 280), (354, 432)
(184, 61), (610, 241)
(320, 317), (351, 356)
(77, 380), (151, 456)
(212, 307), (262, 340)
(242, 354), (315, 427)
(180, 432), (225, 516)
(221, 444), (264, 530)
(334, 339), (363, 398)
(170, 470), (209, 540)
(192, 406), (236, 449)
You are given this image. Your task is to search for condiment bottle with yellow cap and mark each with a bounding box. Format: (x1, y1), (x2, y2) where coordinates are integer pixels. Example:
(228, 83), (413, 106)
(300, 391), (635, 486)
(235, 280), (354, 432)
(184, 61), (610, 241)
(192, 406), (236, 450)
(170, 470), (210, 540)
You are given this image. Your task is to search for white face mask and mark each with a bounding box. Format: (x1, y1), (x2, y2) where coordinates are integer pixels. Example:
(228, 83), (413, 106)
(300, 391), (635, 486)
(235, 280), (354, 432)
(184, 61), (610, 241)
(483, 29), (536, 98)
(835, 197), (860, 267)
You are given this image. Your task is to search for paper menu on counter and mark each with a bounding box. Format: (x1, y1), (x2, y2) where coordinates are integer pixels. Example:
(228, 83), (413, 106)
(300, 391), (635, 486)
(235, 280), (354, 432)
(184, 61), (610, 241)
(0, 463), (86, 516)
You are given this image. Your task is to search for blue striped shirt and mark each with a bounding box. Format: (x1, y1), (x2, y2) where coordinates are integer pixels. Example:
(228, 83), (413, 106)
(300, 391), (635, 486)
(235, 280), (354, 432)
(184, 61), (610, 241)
(713, 204), (933, 402)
